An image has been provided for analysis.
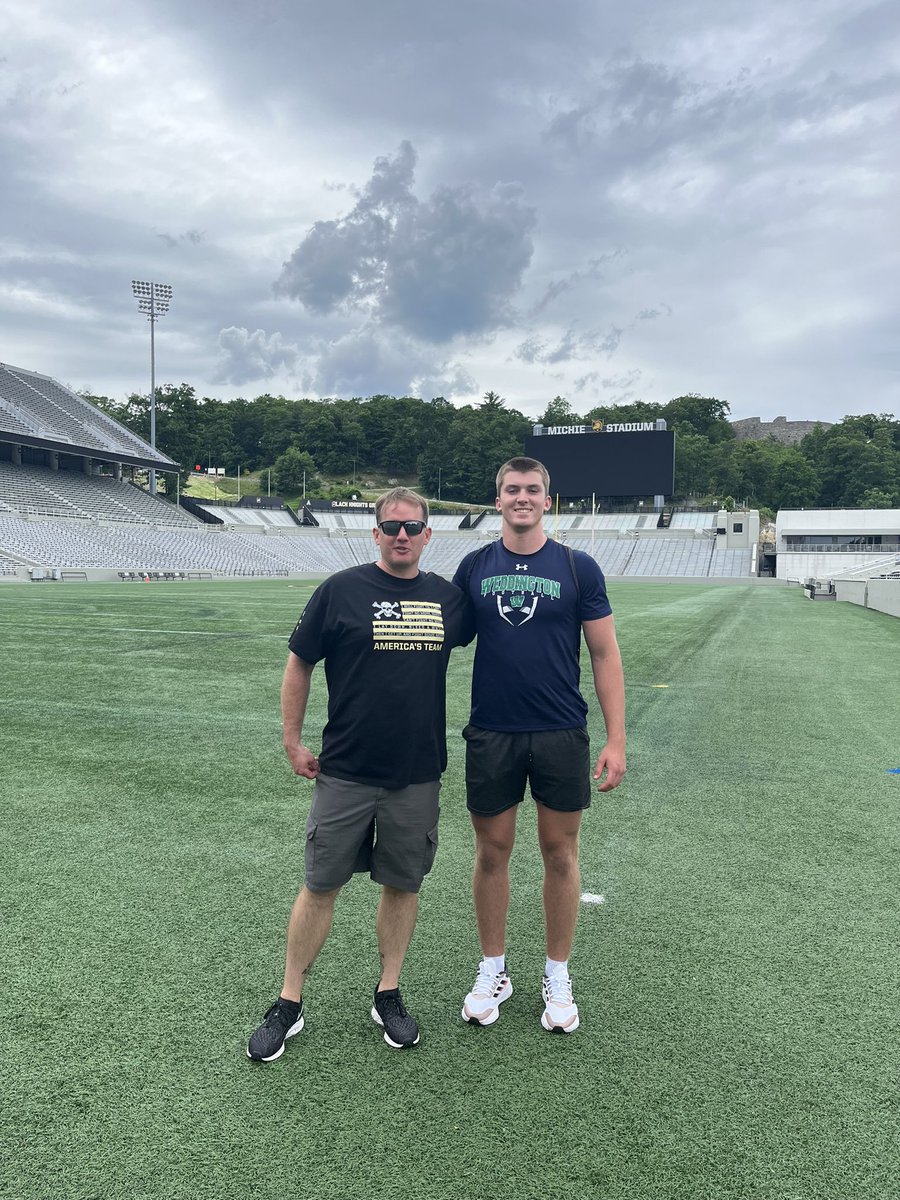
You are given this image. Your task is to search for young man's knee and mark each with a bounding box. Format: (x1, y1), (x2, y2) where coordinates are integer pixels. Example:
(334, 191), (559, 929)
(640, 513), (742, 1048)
(539, 837), (580, 876)
(475, 834), (515, 870)
(544, 855), (579, 881)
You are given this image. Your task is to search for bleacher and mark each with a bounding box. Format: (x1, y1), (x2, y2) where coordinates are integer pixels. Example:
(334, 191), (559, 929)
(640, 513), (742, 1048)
(0, 363), (176, 464)
(0, 361), (767, 584)
(0, 461), (198, 526)
(669, 512), (716, 530)
(0, 509), (755, 579)
(195, 504), (297, 527)
(776, 551), (900, 583)
(566, 538), (635, 574)
(229, 531), (372, 574)
(0, 516), (296, 574)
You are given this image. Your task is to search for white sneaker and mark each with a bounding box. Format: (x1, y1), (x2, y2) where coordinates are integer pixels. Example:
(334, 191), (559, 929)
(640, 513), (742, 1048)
(541, 973), (579, 1033)
(461, 959), (512, 1025)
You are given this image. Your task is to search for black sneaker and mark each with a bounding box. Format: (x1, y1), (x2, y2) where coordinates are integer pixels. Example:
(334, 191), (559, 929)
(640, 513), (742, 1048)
(246, 998), (304, 1061)
(370, 988), (420, 1049)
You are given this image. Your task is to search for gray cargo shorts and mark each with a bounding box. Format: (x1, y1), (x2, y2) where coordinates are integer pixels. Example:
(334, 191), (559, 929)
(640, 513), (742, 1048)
(304, 772), (441, 894)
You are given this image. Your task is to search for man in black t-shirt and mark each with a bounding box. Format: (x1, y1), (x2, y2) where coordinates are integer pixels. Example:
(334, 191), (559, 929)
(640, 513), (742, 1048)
(247, 488), (472, 1060)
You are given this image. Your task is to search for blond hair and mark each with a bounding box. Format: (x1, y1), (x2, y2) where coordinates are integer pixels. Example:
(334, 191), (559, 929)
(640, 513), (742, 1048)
(374, 487), (429, 524)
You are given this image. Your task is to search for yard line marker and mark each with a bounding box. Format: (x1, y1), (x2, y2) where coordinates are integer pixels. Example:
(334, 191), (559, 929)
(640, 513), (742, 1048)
(0, 620), (284, 638)
(581, 893), (605, 904)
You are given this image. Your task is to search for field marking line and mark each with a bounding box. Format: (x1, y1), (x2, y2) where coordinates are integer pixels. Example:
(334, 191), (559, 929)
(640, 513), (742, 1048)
(0, 620), (285, 638)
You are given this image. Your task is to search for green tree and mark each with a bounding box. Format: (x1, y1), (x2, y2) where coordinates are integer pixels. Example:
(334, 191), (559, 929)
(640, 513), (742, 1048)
(583, 400), (663, 427)
(664, 394), (733, 442)
(800, 414), (899, 507)
(673, 431), (714, 497)
(707, 441), (743, 499)
(771, 450), (821, 508)
(731, 438), (780, 506)
(417, 397), (457, 498)
(257, 395), (308, 463)
(445, 404), (529, 502)
(272, 447), (319, 496)
(858, 488), (895, 508)
(540, 396), (576, 425)
(819, 433), (895, 507)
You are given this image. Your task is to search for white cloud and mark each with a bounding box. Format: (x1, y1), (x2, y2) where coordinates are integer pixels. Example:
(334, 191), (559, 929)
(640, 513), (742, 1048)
(0, 0), (897, 422)
(277, 144), (536, 343)
(215, 327), (302, 386)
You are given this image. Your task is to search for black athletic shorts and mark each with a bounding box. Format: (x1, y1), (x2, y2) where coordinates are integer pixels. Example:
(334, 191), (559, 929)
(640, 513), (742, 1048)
(462, 726), (592, 817)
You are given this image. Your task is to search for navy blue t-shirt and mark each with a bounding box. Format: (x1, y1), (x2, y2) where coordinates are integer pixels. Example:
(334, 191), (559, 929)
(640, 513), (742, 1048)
(452, 539), (612, 732)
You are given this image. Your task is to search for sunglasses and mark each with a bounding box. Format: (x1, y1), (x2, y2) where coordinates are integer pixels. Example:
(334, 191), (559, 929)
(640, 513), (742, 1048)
(377, 519), (427, 536)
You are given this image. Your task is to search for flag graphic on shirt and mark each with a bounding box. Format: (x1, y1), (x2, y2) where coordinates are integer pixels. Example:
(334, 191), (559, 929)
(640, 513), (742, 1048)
(372, 600), (445, 650)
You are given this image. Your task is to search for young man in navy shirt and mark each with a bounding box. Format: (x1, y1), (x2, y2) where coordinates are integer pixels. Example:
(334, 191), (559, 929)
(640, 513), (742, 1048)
(453, 457), (626, 1032)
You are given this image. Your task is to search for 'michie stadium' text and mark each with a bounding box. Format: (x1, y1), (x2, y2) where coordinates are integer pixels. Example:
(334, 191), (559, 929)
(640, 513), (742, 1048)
(545, 422), (656, 435)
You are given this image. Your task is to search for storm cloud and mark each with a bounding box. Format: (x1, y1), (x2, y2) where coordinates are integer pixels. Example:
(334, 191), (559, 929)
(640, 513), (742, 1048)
(277, 144), (536, 343)
(0, 0), (897, 419)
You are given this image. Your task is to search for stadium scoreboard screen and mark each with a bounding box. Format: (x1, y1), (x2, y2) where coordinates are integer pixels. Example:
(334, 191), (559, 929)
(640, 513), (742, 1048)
(524, 424), (675, 498)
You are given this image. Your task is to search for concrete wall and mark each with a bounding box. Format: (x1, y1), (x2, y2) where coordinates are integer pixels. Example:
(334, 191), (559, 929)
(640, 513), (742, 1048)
(868, 580), (900, 617)
(834, 578), (900, 618)
(833, 580), (867, 607)
(716, 509), (759, 549)
(776, 551), (898, 580)
(777, 509), (900, 539)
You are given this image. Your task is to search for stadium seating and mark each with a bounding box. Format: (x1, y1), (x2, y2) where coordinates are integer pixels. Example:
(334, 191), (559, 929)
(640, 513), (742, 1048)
(195, 504), (297, 527)
(0, 461), (198, 526)
(0, 363), (169, 462)
(669, 512), (717, 530)
(0, 509), (755, 579)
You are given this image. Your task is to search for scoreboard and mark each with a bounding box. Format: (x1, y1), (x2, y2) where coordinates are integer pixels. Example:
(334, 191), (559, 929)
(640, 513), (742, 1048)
(523, 427), (675, 498)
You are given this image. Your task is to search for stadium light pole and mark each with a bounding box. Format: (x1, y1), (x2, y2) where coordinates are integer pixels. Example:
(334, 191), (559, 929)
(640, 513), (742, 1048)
(131, 280), (173, 495)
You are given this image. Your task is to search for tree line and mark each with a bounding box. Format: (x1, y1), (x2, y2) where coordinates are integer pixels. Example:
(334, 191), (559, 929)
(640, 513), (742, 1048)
(85, 386), (900, 511)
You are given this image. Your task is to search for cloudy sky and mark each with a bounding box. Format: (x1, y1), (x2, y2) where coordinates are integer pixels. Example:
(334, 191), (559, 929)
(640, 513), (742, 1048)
(1, 0), (898, 424)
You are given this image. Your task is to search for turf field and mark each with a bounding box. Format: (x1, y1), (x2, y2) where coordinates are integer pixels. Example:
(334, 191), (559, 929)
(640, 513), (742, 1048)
(1, 580), (898, 1200)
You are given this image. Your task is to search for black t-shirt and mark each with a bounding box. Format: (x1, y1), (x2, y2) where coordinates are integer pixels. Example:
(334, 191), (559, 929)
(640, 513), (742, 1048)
(288, 563), (474, 787)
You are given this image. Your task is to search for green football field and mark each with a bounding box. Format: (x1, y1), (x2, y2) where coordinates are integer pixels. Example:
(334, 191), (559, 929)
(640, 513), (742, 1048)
(1, 580), (898, 1200)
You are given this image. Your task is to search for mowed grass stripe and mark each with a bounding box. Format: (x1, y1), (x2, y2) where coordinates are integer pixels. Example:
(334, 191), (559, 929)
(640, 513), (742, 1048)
(2, 581), (898, 1200)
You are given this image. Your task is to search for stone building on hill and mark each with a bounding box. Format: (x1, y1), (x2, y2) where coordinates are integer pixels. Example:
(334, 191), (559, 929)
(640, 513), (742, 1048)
(731, 415), (833, 445)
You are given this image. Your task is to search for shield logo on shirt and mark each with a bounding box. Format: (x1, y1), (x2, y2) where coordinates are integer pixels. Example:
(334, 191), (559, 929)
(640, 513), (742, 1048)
(497, 594), (539, 626)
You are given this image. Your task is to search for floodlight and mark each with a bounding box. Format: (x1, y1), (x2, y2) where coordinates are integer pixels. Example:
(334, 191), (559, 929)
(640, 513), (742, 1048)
(131, 279), (173, 495)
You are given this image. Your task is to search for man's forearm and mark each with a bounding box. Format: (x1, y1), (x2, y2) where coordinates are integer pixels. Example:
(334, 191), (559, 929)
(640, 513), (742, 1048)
(591, 649), (626, 746)
(281, 653), (315, 747)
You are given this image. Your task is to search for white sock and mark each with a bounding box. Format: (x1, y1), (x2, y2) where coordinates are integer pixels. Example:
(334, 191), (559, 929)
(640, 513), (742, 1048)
(545, 957), (569, 978)
(483, 954), (506, 974)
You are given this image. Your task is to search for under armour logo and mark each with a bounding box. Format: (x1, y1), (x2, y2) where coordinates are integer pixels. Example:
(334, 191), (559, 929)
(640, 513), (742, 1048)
(515, 563), (528, 571)
(373, 600), (401, 620)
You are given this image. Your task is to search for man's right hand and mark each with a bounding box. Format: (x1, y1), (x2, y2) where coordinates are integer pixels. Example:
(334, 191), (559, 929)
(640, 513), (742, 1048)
(285, 743), (320, 778)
